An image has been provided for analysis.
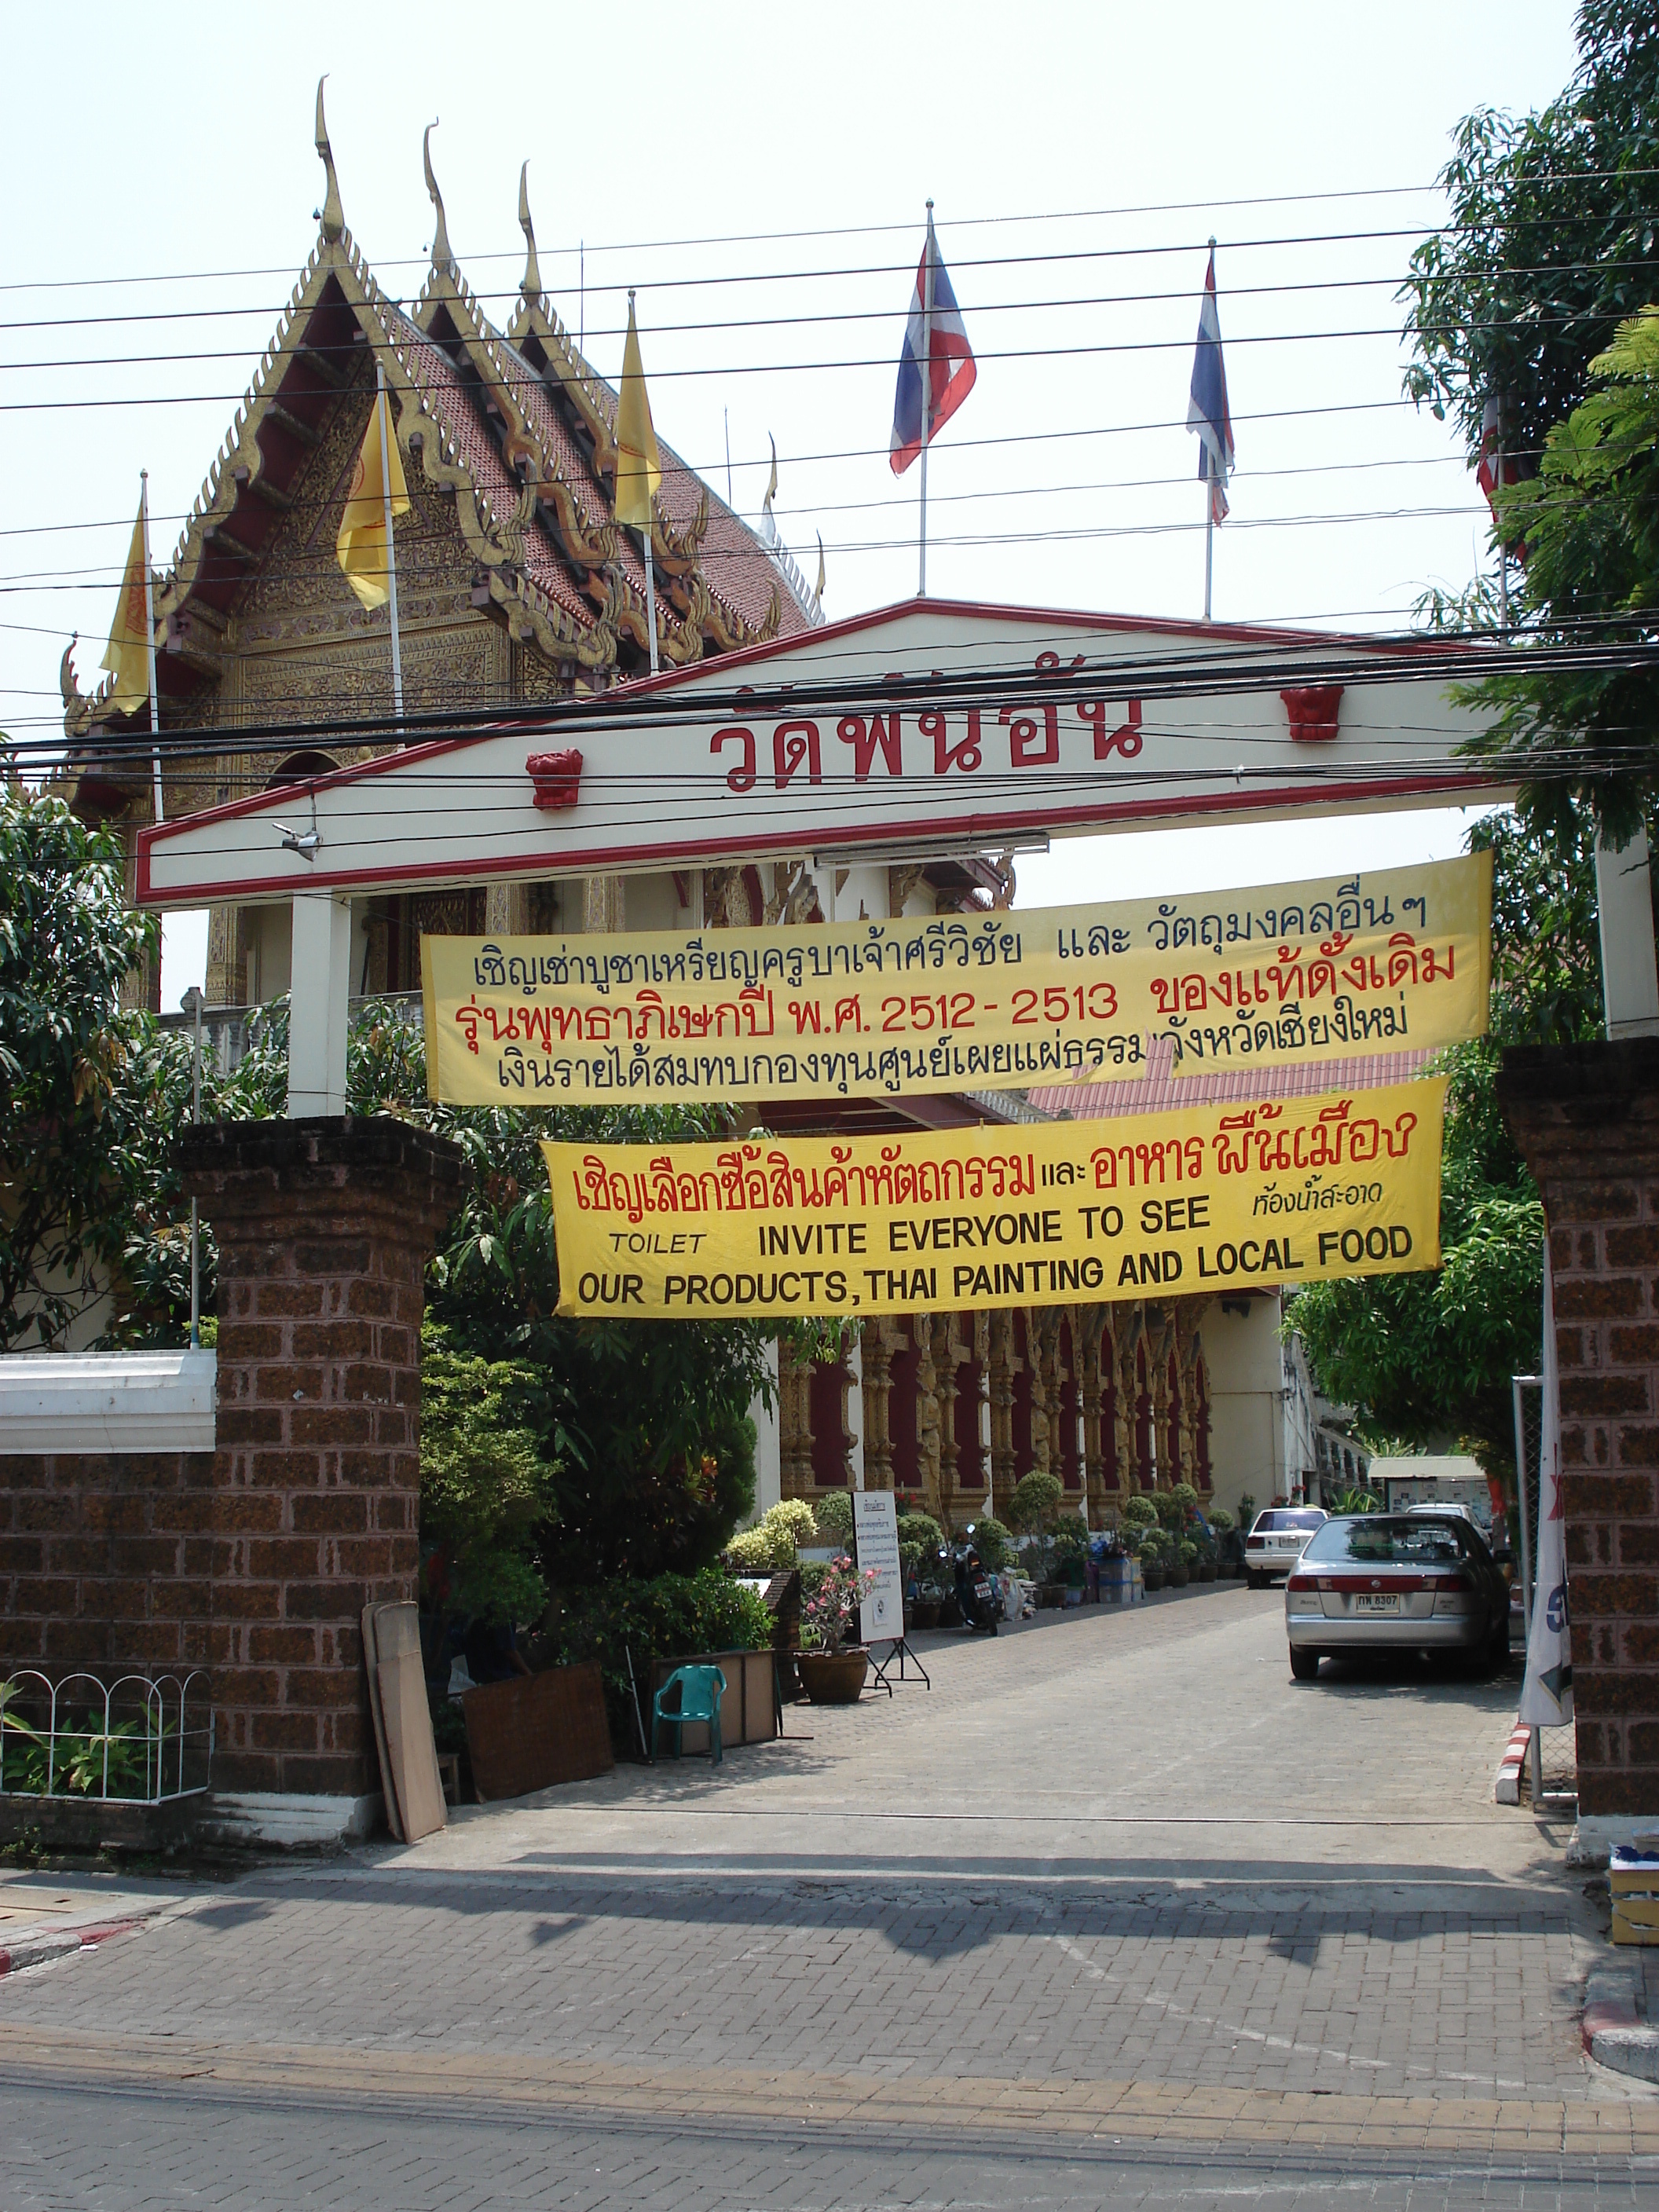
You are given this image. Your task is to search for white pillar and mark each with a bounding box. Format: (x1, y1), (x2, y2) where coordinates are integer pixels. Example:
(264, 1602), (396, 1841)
(287, 894), (353, 1117)
(750, 1338), (782, 1517)
(1596, 826), (1659, 1040)
(847, 1334), (865, 1491)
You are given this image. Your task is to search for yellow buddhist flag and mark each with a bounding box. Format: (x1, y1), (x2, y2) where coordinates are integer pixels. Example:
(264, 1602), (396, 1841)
(336, 383), (410, 610)
(101, 504), (152, 715)
(613, 292), (662, 529)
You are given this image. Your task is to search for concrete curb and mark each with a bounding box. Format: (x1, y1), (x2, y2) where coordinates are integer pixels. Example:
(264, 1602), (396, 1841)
(1583, 1965), (1659, 2084)
(0, 1917), (142, 1979)
(1493, 1720), (1531, 1804)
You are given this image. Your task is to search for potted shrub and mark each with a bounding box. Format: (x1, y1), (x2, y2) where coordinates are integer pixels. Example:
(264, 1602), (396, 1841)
(1139, 1530), (1167, 1591)
(798, 1555), (877, 1703)
(1207, 1507), (1236, 1577)
(1169, 1538), (1196, 1588)
(1007, 1470), (1064, 1595)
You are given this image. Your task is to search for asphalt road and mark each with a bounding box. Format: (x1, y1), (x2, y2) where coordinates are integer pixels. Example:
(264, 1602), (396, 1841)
(2, 1584), (1649, 2209)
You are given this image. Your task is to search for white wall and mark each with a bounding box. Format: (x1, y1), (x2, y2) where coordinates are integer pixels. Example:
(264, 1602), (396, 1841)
(1197, 1290), (1285, 1521)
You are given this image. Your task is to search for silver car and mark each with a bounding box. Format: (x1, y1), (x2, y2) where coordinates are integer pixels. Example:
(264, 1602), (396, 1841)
(1284, 1513), (1511, 1681)
(1243, 1507), (1327, 1588)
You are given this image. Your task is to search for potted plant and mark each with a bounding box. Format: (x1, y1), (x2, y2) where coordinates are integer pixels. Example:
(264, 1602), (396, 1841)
(1138, 1529), (1167, 1591)
(1207, 1507), (1236, 1577)
(898, 1512), (947, 1629)
(798, 1554), (877, 1703)
(1169, 1538), (1196, 1588)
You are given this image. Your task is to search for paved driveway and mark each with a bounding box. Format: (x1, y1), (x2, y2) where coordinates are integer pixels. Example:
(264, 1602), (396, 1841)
(1, 1584), (1649, 2209)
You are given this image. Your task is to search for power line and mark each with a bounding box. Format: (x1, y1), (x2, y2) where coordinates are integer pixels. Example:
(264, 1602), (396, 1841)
(4, 163), (1657, 295)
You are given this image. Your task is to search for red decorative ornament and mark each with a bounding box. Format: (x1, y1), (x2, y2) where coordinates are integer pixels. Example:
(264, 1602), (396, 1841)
(1280, 685), (1344, 742)
(526, 748), (584, 810)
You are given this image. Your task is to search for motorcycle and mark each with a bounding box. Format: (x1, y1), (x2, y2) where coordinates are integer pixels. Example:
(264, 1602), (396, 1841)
(950, 1534), (1004, 1635)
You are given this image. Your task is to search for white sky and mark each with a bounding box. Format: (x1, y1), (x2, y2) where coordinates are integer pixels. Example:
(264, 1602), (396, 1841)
(0, 2), (1580, 1002)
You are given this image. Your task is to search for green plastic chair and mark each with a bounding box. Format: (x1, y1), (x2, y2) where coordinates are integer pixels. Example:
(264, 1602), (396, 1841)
(651, 1664), (727, 1765)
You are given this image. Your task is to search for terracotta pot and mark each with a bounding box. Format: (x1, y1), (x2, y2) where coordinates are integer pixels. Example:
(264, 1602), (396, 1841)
(914, 1599), (940, 1631)
(1141, 1564), (1166, 1591)
(1198, 1561), (1218, 1583)
(798, 1649), (870, 1705)
(1170, 1563), (1191, 1588)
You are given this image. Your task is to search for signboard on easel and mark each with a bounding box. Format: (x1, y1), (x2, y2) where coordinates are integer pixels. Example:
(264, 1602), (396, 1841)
(854, 1490), (904, 1645)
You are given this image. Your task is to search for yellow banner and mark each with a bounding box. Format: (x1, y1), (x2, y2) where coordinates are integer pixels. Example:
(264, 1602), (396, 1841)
(424, 855), (1489, 1106)
(544, 1078), (1445, 1320)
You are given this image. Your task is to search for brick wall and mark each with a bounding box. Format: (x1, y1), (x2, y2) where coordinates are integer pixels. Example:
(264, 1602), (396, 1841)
(179, 1117), (464, 1798)
(0, 1449), (216, 1675)
(1498, 1038), (1659, 1818)
(1, 1118), (463, 1808)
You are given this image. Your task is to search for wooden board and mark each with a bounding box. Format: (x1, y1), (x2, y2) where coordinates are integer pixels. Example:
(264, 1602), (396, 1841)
(461, 1664), (613, 1801)
(361, 1604), (398, 1840)
(362, 1601), (426, 1843)
(375, 1650), (448, 1844)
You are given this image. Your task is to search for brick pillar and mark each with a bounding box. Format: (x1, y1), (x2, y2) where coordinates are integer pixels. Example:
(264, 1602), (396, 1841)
(1497, 1038), (1659, 1821)
(180, 1117), (464, 1806)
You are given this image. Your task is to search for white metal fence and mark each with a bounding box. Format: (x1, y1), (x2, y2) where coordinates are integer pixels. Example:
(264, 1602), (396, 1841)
(0, 1670), (212, 1804)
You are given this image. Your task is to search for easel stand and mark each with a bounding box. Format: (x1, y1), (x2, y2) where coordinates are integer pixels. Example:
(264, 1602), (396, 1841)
(866, 1636), (929, 1694)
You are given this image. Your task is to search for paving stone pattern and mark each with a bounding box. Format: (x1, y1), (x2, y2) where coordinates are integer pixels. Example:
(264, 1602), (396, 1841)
(0, 1588), (1645, 2209)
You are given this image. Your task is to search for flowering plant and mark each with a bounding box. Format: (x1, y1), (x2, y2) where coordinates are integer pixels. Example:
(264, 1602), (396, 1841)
(801, 1554), (877, 1655)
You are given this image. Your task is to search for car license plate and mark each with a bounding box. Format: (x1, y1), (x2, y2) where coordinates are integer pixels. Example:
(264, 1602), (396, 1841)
(1353, 1594), (1401, 1615)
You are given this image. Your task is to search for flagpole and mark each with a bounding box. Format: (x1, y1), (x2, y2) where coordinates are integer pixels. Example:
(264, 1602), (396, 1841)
(918, 199), (935, 599)
(141, 471), (163, 822)
(1203, 466), (1214, 623)
(376, 360), (405, 722)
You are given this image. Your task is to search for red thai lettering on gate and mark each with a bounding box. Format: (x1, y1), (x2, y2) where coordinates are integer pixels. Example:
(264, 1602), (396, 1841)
(1000, 701), (1059, 767)
(837, 712), (903, 780)
(924, 707), (983, 775)
(1075, 698), (1144, 759)
(774, 720), (822, 789)
(712, 727), (756, 793)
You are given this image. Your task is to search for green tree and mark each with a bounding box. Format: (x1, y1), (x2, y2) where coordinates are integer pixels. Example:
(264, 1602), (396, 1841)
(0, 789), (156, 1349)
(1288, 812), (1605, 1486)
(1401, 2), (1659, 485)
(1474, 309), (1659, 835)
(1401, 3), (1659, 834)
(419, 1331), (560, 1624)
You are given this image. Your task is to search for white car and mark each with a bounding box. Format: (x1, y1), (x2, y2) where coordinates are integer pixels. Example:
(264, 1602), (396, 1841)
(1244, 1507), (1328, 1589)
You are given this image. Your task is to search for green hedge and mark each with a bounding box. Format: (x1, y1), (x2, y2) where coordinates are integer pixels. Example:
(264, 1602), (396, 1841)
(549, 1568), (773, 1756)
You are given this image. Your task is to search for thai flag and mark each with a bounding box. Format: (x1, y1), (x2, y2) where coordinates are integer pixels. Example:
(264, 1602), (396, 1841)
(1475, 395), (1533, 560)
(1188, 245), (1235, 524)
(890, 219), (976, 475)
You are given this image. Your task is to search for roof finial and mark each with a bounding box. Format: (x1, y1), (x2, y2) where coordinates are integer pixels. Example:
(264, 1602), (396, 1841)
(518, 162), (542, 303)
(423, 120), (452, 273)
(314, 76), (344, 244)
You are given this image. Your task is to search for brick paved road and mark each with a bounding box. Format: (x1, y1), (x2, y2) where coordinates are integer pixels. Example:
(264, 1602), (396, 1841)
(2, 1586), (1650, 2207)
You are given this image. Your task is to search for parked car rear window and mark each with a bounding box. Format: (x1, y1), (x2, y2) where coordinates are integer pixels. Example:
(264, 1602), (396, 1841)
(1302, 1517), (1468, 1566)
(1258, 1511), (1326, 1532)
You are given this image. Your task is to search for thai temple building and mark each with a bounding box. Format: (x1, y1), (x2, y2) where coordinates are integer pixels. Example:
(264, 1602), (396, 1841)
(57, 91), (1322, 1533)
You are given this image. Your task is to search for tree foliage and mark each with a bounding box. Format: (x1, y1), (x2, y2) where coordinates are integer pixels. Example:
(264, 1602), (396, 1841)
(1401, 2), (1659, 470)
(1289, 811), (1606, 1485)
(1401, 4), (1659, 833)
(0, 790), (156, 1349)
(1473, 309), (1659, 835)
(418, 1333), (561, 1625)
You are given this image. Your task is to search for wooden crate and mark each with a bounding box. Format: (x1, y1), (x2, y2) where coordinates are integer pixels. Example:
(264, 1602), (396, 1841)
(649, 1648), (778, 1756)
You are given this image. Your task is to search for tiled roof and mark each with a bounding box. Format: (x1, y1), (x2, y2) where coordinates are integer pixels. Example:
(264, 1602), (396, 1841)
(1026, 1039), (1434, 1122)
